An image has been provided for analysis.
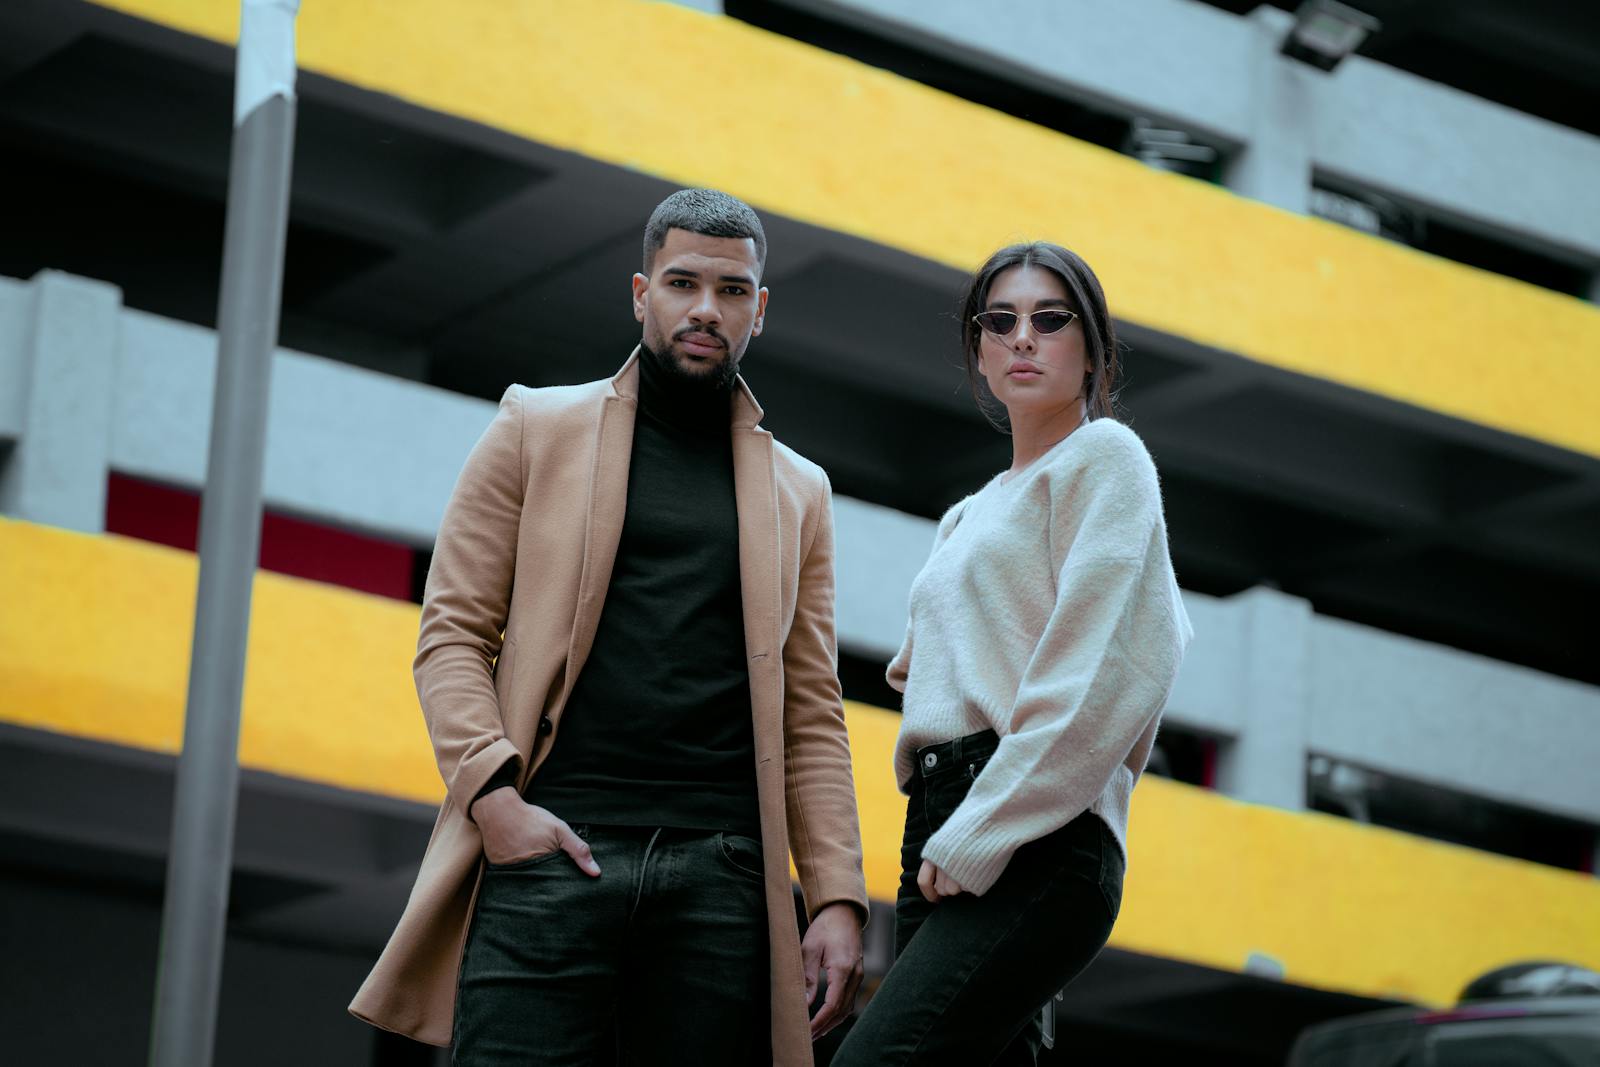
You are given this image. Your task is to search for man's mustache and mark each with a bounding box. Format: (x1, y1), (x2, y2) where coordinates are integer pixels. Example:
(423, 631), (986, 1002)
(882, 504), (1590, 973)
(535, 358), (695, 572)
(674, 326), (728, 349)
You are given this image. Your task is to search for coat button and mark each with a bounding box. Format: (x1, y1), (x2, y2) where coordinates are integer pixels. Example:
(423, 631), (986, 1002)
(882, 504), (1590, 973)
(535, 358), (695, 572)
(538, 716), (553, 736)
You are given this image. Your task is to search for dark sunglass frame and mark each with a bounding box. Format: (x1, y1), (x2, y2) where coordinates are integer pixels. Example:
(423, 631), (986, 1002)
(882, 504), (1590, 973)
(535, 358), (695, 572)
(972, 309), (1079, 337)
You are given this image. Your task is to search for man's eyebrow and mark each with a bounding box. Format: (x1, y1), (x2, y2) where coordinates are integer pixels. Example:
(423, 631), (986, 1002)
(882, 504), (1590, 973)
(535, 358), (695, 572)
(661, 265), (757, 286)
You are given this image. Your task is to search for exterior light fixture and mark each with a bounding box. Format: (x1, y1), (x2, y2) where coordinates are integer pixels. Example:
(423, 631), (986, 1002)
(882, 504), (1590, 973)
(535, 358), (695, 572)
(1124, 118), (1221, 181)
(1280, 0), (1381, 72)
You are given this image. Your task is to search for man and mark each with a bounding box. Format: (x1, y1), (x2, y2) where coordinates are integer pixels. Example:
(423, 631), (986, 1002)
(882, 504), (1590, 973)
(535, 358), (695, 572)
(351, 189), (867, 1065)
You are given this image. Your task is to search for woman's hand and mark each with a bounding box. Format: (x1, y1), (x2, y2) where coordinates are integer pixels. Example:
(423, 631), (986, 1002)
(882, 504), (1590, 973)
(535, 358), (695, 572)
(917, 859), (965, 902)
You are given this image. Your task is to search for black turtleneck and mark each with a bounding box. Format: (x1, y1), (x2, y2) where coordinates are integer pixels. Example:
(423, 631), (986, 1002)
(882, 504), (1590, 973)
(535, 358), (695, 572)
(523, 348), (760, 835)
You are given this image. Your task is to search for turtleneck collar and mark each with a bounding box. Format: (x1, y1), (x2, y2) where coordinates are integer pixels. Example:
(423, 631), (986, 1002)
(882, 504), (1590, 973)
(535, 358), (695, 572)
(637, 342), (735, 437)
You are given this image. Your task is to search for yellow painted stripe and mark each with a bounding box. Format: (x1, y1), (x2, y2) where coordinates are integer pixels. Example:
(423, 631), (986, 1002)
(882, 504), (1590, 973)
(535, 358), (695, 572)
(85, 0), (1600, 460)
(0, 518), (441, 802)
(846, 699), (1600, 1006)
(1118, 778), (1600, 1006)
(5, 518), (1600, 1006)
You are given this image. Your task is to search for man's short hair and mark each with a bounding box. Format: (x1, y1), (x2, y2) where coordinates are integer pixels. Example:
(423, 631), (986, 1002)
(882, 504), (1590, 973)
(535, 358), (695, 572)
(642, 188), (767, 278)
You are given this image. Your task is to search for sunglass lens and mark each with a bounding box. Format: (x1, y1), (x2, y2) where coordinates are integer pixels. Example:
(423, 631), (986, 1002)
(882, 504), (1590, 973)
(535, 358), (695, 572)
(976, 311), (1018, 335)
(1032, 311), (1074, 334)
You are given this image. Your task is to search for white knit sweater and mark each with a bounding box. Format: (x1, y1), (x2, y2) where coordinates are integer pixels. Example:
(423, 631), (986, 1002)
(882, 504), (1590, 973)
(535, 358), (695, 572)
(887, 418), (1193, 895)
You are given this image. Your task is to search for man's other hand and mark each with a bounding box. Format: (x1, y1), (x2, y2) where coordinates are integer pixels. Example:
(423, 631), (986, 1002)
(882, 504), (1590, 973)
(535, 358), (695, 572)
(803, 901), (865, 1039)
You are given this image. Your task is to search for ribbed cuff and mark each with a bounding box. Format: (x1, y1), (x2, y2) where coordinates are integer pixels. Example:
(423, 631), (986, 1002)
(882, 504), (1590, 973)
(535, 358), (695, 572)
(467, 758), (522, 822)
(920, 808), (1017, 896)
(450, 737), (523, 817)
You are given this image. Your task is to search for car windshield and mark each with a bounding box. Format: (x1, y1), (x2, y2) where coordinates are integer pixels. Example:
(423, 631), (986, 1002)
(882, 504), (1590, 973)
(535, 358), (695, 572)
(1292, 1010), (1600, 1067)
(1431, 1018), (1600, 1067)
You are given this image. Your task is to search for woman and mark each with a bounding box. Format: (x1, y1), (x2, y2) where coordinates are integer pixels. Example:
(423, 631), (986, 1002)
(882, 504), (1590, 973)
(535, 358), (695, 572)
(832, 242), (1192, 1065)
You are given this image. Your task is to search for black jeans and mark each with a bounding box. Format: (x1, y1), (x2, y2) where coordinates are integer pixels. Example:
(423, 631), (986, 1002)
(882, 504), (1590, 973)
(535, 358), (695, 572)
(454, 825), (771, 1066)
(833, 730), (1124, 1066)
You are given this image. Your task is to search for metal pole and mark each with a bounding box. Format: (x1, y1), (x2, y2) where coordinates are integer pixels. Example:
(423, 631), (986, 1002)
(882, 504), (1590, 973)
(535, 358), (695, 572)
(148, 3), (299, 1064)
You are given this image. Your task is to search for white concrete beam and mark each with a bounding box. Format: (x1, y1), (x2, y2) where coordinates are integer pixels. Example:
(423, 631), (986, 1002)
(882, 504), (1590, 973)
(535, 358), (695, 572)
(0, 271), (121, 532)
(1223, 7), (1314, 214)
(1212, 588), (1313, 810)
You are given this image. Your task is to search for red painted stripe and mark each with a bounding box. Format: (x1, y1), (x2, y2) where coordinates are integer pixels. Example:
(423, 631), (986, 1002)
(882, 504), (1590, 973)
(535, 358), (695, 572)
(105, 474), (415, 601)
(1201, 737), (1219, 791)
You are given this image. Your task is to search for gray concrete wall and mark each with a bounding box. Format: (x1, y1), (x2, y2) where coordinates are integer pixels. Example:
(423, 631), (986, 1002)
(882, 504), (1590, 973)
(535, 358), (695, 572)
(780, 0), (1600, 266)
(0, 271), (120, 532)
(832, 493), (937, 658)
(111, 304), (491, 547)
(1314, 55), (1600, 260)
(2, 270), (1597, 830)
(1308, 616), (1600, 824)
(0, 273), (491, 548)
(0, 276), (30, 439)
(791, 0), (1258, 143)
(1160, 593), (1247, 738)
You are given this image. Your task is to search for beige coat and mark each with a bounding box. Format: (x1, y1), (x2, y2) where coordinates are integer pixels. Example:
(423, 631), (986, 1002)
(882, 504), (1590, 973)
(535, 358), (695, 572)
(350, 352), (867, 1063)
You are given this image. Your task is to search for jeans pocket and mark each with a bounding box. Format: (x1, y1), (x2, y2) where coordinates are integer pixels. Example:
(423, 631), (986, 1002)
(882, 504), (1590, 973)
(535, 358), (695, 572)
(1051, 816), (1120, 918)
(924, 774), (976, 832)
(716, 832), (766, 882)
(1094, 821), (1125, 921)
(485, 849), (567, 872)
(485, 824), (588, 872)
(923, 789), (954, 832)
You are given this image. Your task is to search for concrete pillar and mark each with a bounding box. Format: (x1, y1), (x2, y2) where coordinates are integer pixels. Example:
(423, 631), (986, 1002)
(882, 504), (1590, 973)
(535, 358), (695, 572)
(1225, 6), (1315, 214)
(1213, 586), (1312, 809)
(0, 270), (122, 532)
(0, 282), (29, 440)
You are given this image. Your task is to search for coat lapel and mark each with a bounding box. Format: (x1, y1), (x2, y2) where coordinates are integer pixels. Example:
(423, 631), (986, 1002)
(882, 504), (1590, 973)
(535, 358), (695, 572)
(729, 374), (809, 1059)
(559, 354), (640, 704)
(731, 378), (782, 758)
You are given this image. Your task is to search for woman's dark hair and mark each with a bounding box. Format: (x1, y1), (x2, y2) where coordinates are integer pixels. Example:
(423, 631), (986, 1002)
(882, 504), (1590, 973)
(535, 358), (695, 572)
(958, 241), (1121, 429)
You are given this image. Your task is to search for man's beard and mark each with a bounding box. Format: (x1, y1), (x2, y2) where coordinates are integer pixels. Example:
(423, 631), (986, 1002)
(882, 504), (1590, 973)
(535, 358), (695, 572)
(647, 327), (742, 392)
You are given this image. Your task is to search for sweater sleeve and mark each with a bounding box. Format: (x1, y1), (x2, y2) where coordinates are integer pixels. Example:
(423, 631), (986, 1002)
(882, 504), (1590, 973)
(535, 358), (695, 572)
(413, 386), (528, 816)
(886, 497), (970, 694)
(919, 436), (1190, 895)
(885, 632), (912, 695)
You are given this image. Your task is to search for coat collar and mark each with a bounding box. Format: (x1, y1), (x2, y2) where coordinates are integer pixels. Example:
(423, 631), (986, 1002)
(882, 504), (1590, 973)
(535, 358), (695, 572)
(609, 345), (766, 429)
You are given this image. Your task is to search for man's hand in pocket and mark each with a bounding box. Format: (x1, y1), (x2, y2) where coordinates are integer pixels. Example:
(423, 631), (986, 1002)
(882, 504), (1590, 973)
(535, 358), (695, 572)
(470, 788), (600, 875)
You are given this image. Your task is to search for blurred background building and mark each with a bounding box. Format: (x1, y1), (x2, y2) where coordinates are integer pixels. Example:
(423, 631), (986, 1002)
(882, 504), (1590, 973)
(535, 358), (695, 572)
(1, 0), (1597, 1063)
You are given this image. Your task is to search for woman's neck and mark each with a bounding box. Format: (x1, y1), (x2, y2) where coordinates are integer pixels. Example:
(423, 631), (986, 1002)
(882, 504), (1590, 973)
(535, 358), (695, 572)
(1006, 400), (1087, 479)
